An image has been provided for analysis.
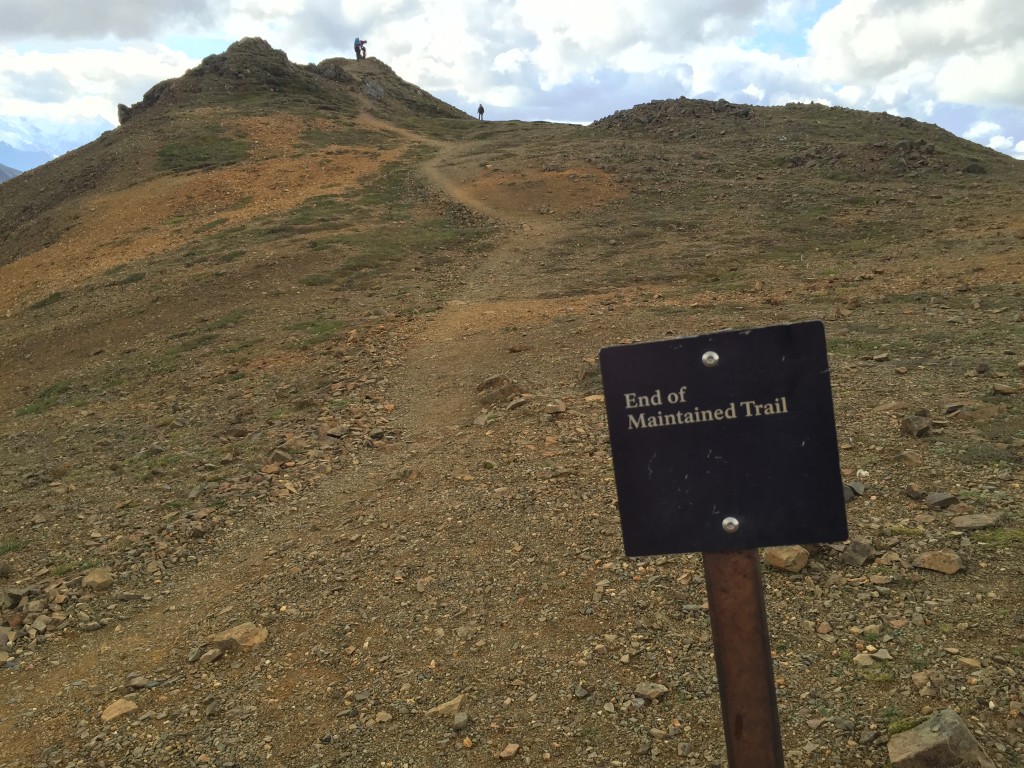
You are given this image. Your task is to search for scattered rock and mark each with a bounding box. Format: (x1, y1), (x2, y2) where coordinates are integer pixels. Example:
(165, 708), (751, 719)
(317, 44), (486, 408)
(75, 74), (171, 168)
(905, 483), (927, 500)
(81, 568), (115, 592)
(269, 448), (293, 464)
(207, 622), (268, 652)
(426, 693), (466, 716)
(899, 451), (924, 467)
(198, 648), (224, 665)
(634, 682), (669, 701)
(900, 415), (932, 437)
(477, 375), (523, 405)
(959, 403), (1006, 422)
(950, 511), (1004, 530)
(840, 538), (875, 567)
(913, 550), (963, 574)
(923, 492), (957, 509)
(887, 708), (995, 767)
(101, 698), (138, 722)
(764, 545), (809, 573)
(843, 481), (866, 500)
(991, 383), (1017, 395)
(499, 743), (520, 759)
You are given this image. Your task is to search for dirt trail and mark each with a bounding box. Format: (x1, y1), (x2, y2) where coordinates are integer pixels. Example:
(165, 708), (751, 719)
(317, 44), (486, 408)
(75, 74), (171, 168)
(387, 130), (620, 436)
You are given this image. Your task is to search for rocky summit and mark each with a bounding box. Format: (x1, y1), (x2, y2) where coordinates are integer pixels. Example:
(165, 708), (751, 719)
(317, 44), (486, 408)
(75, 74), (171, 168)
(1, 37), (1022, 768)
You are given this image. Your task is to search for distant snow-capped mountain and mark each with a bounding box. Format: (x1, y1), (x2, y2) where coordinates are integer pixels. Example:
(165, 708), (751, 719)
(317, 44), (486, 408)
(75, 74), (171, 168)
(0, 115), (115, 171)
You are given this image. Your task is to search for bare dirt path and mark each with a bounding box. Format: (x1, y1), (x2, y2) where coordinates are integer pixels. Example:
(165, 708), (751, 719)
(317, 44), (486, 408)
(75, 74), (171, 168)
(382, 124), (620, 437)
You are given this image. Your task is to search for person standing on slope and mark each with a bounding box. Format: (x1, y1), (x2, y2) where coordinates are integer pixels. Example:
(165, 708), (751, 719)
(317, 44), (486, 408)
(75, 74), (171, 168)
(477, 103), (485, 120)
(354, 37), (367, 60)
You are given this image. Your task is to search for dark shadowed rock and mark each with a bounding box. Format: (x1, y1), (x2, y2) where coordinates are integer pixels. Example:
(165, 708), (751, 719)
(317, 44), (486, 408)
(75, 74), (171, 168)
(840, 538), (875, 567)
(900, 415), (932, 437)
(924, 492), (957, 509)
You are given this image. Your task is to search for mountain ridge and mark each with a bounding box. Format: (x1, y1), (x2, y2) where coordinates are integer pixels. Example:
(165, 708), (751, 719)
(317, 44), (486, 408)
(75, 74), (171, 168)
(0, 161), (20, 182)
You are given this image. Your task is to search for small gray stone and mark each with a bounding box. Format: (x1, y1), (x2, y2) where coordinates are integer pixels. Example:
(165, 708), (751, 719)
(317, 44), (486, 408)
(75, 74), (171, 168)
(269, 448), (293, 465)
(198, 648), (224, 665)
(634, 682), (669, 701)
(452, 712), (469, 731)
(847, 481), (866, 496)
(951, 512), (1004, 530)
(924, 492), (957, 509)
(830, 717), (856, 732)
(900, 415), (932, 437)
(840, 538), (875, 567)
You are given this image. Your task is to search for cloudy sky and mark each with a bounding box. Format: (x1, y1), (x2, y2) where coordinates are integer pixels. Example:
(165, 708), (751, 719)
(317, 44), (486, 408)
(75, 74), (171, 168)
(2, 0), (1023, 169)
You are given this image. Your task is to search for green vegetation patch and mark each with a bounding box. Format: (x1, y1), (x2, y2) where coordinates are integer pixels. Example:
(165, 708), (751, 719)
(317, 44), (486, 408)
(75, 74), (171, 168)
(16, 380), (73, 416)
(285, 318), (348, 347)
(0, 539), (25, 555)
(202, 309), (247, 331)
(297, 126), (401, 150)
(974, 527), (1024, 546)
(259, 194), (357, 239)
(197, 217), (230, 232)
(158, 124), (250, 172)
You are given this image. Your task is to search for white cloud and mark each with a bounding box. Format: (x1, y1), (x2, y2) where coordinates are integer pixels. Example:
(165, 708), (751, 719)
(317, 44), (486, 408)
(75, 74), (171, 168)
(964, 120), (1001, 140)
(493, 48), (530, 75)
(0, 0), (216, 40)
(743, 83), (766, 101)
(987, 134), (1014, 151)
(0, 44), (196, 125)
(807, 0), (1024, 107)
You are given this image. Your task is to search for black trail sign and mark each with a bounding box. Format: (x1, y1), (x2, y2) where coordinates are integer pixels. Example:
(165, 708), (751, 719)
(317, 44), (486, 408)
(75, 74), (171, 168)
(599, 320), (847, 556)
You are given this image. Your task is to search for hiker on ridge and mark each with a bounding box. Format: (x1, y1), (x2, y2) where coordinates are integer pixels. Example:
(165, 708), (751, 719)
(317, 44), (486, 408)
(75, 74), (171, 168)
(354, 37), (367, 60)
(477, 104), (485, 120)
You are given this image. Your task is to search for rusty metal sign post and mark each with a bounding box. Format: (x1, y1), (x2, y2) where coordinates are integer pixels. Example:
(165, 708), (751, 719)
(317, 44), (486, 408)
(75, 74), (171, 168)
(599, 321), (848, 768)
(703, 549), (785, 767)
